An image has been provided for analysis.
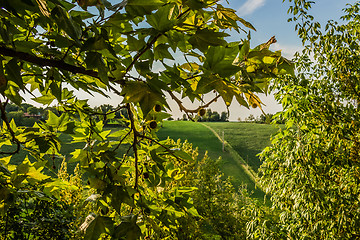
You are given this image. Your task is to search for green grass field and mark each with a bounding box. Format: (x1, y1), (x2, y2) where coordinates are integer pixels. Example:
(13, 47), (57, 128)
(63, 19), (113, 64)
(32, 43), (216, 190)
(156, 121), (280, 200)
(157, 121), (256, 187)
(203, 122), (281, 172)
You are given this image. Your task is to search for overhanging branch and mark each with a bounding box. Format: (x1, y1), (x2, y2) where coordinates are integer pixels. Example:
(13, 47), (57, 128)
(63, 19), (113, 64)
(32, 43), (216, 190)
(0, 46), (124, 94)
(168, 90), (221, 113)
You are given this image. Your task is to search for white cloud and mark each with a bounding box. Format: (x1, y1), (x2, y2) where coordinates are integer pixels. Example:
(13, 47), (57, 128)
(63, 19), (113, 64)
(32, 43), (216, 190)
(238, 0), (266, 16)
(271, 43), (304, 59)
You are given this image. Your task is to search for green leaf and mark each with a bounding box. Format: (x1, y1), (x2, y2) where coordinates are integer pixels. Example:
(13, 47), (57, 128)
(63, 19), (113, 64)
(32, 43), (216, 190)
(82, 37), (108, 51)
(70, 10), (95, 20)
(85, 52), (109, 84)
(51, 5), (81, 42)
(197, 75), (236, 106)
(150, 149), (166, 171)
(34, 137), (51, 153)
(172, 149), (193, 162)
(32, 94), (56, 105)
(127, 35), (146, 51)
(88, 177), (107, 190)
(238, 40), (250, 61)
(113, 215), (141, 240)
(204, 46), (240, 77)
(238, 17), (256, 31)
(184, 0), (206, 10)
(127, 0), (164, 6)
(0, 163), (11, 176)
(121, 81), (167, 116)
(147, 4), (177, 32)
(277, 59), (295, 76)
(5, 59), (23, 89)
(134, 60), (151, 76)
(14, 40), (42, 53)
(47, 110), (59, 127)
(84, 215), (114, 240)
(5, 85), (22, 105)
(63, 122), (76, 134)
(27, 167), (50, 182)
(189, 29), (229, 52)
(154, 44), (174, 60)
(111, 186), (134, 213)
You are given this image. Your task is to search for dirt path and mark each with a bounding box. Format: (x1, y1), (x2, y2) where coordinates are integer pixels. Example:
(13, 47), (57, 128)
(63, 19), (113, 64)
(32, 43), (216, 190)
(200, 123), (263, 191)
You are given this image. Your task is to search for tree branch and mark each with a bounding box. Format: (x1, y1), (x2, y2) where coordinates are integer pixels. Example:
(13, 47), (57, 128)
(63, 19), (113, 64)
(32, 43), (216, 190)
(125, 34), (161, 74)
(167, 90), (221, 113)
(0, 46), (104, 79)
(126, 103), (140, 189)
(0, 46), (124, 96)
(0, 98), (21, 155)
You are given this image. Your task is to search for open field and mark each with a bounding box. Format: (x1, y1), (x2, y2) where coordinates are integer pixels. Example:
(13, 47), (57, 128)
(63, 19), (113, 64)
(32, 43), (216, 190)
(157, 121), (257, 187)
(203, 122), (281, 172)
(156, 121), (280, 200)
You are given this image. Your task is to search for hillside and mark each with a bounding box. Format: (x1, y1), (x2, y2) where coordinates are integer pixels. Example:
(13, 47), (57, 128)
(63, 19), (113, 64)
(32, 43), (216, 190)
(157, 121), (280, 199)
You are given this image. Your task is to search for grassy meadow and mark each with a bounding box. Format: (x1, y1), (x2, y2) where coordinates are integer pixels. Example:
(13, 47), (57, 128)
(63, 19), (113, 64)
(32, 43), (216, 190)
(157, 121), (281, 200)
(157, 121), (257, 187)
(203, 122), (281, 172)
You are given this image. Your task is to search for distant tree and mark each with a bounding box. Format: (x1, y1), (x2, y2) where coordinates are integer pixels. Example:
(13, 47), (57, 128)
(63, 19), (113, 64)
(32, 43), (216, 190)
(27, 106), (39, 115)
(257, 114), (266, 123)
(20, 103), (32, 112)
(7, 111), (24, 125)
(97, 104), (114, 113)
(209, 111), (220, 121)
(197, 109), (228, 122)
(245, 114), (255, 122)
(5, 103), (20, 112)
(255, 113), (274, 124)
(119, 108), (129, 119)
(220, 111), (229, 122)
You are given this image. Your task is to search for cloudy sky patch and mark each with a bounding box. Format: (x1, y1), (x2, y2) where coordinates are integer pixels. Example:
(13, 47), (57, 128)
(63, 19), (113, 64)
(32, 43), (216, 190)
(238, 0), (266, 16)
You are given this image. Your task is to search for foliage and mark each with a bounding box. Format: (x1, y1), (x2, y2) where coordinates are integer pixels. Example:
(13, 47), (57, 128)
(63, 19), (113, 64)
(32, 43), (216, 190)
(244, 114), (255, 122)
(194, 109), (228, 122)
(0, 193), (74, 240)
(260, 1), (360, 239)
(157, 120), (260, 193)
(0, 0), (293, 238)
(187, 156), (253, 239)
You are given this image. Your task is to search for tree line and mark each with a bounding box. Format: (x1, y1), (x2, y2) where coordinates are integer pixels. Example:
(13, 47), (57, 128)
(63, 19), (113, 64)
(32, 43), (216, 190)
(179, 109), (229, 122)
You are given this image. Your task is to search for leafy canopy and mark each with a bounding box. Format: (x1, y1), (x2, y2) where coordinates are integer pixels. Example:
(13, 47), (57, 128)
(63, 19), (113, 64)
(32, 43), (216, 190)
(0, 0), (292, 238)
(260, 1), (360, 239)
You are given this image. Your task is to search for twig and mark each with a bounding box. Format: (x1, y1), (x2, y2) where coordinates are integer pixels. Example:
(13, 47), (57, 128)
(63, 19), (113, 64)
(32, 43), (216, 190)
(0, 46), (124, 96)
(167, 90), (221, 113)
(124, 8), (191, 75)
(113, 129), (132, 152)
(126, 103), (140, 189)
(125, 34), (162, 74)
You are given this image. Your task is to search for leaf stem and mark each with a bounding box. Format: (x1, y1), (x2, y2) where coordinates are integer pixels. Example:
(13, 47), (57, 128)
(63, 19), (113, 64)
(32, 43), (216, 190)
(126, 103), (139, 189)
